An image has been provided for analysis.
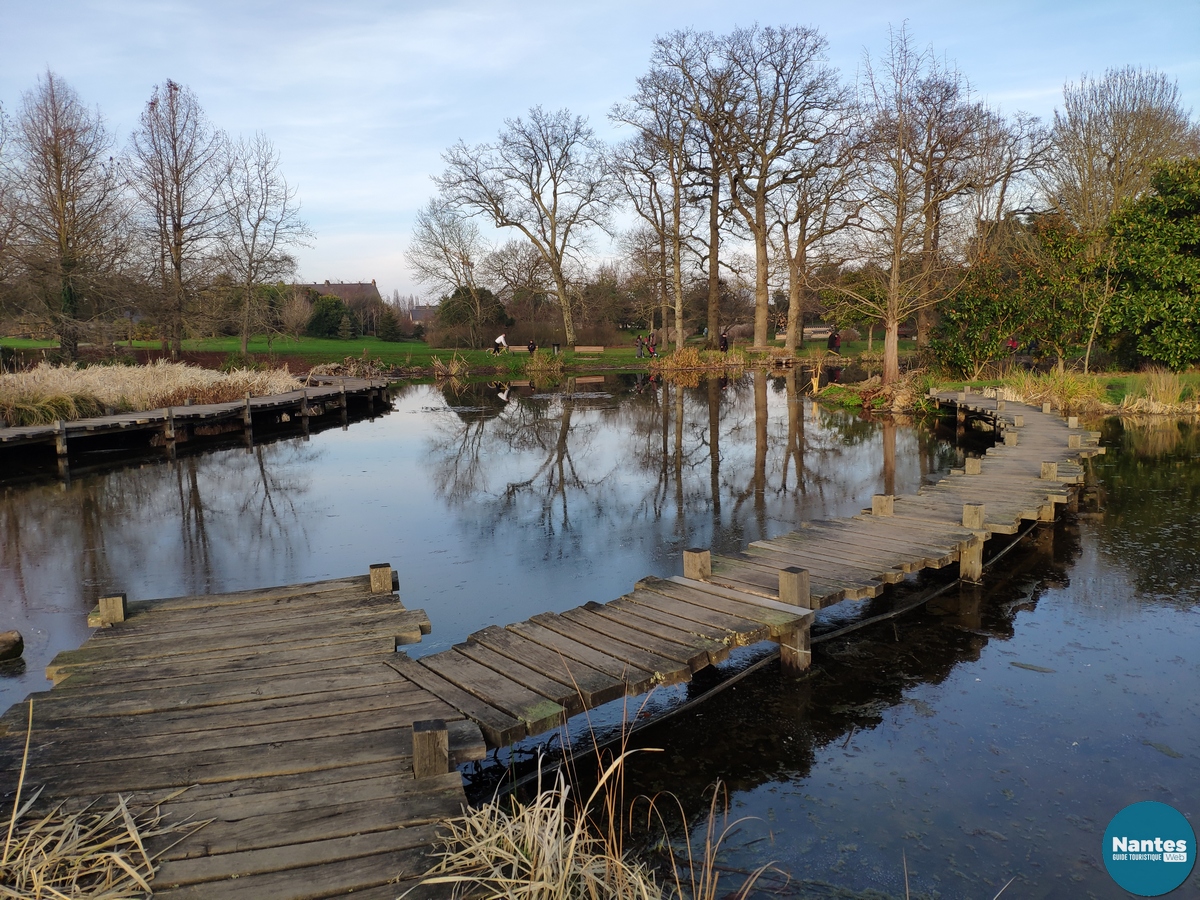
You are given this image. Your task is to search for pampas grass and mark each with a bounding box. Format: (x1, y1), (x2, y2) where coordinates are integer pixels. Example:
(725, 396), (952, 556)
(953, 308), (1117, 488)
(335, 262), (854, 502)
(998, 370), (1104, 412)
(0, 361), (301, 426)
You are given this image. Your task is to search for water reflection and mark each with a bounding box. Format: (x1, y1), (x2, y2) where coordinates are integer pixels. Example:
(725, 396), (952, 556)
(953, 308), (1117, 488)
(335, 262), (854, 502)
(611, 419), (1200, 899)
(1, 376), (954, 718)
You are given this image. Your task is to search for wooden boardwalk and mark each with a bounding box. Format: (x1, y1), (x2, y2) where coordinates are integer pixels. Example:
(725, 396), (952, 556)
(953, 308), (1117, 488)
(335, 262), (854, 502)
(391, 392), (1101, 748)
(0, 570), (485, 899)
(0, 390), (1101, 898)
(0, 376), (391, 460)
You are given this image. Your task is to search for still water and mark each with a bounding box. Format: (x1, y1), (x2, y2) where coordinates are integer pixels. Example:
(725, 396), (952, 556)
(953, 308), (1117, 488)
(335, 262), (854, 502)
(0, 371), (952, 715)
(2, 377), (1194, 899)
(619, 416), (1200, 899)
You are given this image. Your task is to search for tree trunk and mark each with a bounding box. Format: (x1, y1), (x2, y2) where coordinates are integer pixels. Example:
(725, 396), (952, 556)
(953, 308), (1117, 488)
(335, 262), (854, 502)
(706, 160), (721, 349)
(883, 319), (900, 384)
(752, 195), (769, 349)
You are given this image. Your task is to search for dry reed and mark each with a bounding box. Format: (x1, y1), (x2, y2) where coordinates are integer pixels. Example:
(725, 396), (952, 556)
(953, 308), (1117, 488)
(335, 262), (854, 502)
(1, 702), (205, 899)
(0, 361), (301, 426)
(1119, 369), (1197, 414)
(431, 354), (471, 379)
(998, 370), (1105, 412)
(410, 754), (661, 900)
(525, 352), (565, 380)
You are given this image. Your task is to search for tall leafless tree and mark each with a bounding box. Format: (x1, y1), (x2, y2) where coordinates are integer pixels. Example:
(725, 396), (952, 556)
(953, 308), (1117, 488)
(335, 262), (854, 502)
(129, 80), (227, 358)
(436, 106), (614, 345)
(406, 197), (492, 346)
(219, 133), (309, 355)
(708, 25), (844, 349)
(10, 71), (128, 358)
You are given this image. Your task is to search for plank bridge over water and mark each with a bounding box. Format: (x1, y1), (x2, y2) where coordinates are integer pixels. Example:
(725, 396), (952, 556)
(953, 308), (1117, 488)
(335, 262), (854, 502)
(0, 390), (1100, 898)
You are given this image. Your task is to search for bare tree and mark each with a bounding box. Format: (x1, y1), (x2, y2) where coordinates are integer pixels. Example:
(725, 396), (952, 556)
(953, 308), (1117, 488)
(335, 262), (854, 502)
(129, 80), (227, 358)
(833, 28), (993, 383)
(9, 71), (128, 358)
(1044, 66), (1198, 371)
(219, 133), (309, 355)
(709, 25), (845, 349)
(613, 62), (701, 350)
(435, 106), (614, 345)
(406, 197), (493, 346)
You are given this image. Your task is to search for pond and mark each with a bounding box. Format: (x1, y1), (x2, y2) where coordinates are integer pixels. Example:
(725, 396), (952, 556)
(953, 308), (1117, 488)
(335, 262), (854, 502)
(2, 376), (1194, 898)
(617, 415), (1200, 899)
(0, 371), (954, 716)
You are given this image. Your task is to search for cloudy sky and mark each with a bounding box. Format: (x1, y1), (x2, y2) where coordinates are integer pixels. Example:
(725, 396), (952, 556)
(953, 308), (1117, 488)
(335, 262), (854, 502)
(3, 0), (1196, 299)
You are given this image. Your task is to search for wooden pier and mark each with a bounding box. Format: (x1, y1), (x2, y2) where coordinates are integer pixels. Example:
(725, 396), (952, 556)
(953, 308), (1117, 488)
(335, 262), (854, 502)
(0, 376), (391, 465)
(0, 568), (484, 899)
(386, 391), (1101, 749)
(0, 390), (1101, 897)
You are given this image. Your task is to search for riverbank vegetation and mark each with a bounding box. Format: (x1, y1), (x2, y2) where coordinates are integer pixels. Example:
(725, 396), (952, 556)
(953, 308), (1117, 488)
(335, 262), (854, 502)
(0, 360), (300, 426)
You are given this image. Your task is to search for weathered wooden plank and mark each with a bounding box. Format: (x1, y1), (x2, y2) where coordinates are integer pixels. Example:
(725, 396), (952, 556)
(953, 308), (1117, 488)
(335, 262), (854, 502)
(466, 625), (625, 708)
(634, 577), (801, 636)
(504, 621), (657, 693)
(153, 824), (439, 891)
(385, 654), (525, 747)
(746, 541), (906, 584)
(594, 597), (736, 661)
(799, 522), (961, 565)
(528, 612), (691, 686)
(559, 606), (711, 672)
(619, 588), (769, 646)
(452, 642), (585, 716)
(419, 651), (566, 735)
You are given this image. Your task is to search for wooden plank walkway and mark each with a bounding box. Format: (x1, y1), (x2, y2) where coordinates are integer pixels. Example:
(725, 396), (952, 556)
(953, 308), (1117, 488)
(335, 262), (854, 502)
(0, 569), (485, 899)
(390, 392), (1101, 749)
(0, 376), (391, 456)
(0, 389), (1101, 897)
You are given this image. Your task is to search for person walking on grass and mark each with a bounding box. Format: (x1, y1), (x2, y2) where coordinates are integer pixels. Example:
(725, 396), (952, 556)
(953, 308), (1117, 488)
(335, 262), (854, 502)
(493, 333), (508, 354)
(719, 331), (729, 353)
(635, 334), (644, 359)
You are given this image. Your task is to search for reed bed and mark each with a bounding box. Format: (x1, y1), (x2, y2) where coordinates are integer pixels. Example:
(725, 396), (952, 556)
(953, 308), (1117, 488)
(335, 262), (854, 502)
(1118, 369), (1197, 414)
(525, 352), (565, 380)
(649, 349), (746, 388)
(996, 370), (1105, 412)
(0, 361), (301, 426)
(430, 354), (471, 379)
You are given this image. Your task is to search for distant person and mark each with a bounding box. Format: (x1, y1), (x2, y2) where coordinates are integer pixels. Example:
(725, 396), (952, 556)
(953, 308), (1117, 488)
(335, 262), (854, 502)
(1007, 336), (1019, 353)
(827, 330), (841, 353)
(527, 339), (537, 355)
(492, 333), (508, 354)
(719, 331), (729, 353)
(635, 334), (644, 359)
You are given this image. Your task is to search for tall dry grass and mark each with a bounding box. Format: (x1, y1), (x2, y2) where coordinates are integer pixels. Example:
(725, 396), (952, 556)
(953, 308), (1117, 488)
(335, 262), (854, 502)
(0, 361), (301, 426)
(2, 701), (205, 899)
(1119, 368), (1197, 414)
(998, 370), (1104, 412)
(649, 349), (746, 389)
(525, 352), (565, 380)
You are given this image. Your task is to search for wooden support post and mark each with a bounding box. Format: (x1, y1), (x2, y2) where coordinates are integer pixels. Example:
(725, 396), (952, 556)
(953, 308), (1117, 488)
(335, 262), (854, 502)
(185, 398), (193, 407)
(339, 382), (347, 408)
(1038, 502), (1056, 522)
(1068, 433), (1081, 449)
(956, 391), (967, 402)
(97, 593), (127, 626)
(996, 399), (1006, 411)
(778, 567), (811, 609)
(962, 502), (985, 530)
(1041, 402), (1052, 414)
(683, 548), (711, 580)
(55, 420), (68, 457)
(1004, 431), (1018, 446)
(956, 407), (966, 424)
(412, 719), (449, 779)
(1067, 416), (1079, 429)
(243, 394), (253, 426)
(965, 457), (982, 475)
(777, 620), (811, 674)
(369, 563), (394, 594)
(871, 494), (894, 516)
(1013, 414), (1024, 427)
(959, 534), (984, 584)
(1041, 461), (1058, 480)
(164, 408), (175, 441)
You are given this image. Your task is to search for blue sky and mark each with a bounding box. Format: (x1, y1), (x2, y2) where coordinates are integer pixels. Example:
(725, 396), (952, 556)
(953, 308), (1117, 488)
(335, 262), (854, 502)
(3, 0), (1196, 298)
